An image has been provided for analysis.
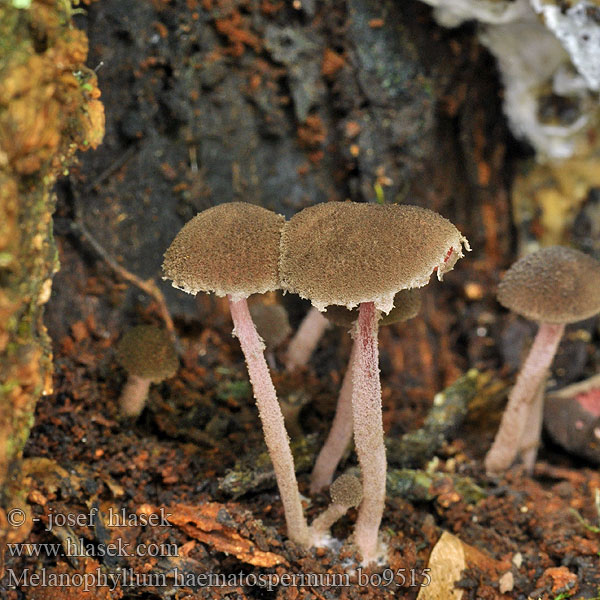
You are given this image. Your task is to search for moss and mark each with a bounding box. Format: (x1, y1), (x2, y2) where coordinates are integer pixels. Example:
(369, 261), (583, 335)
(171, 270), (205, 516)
(386, 370), (480, 468)
(0, 380), (19, 395)
(216, 380), (252, 401)
(386, 468), (486, 504)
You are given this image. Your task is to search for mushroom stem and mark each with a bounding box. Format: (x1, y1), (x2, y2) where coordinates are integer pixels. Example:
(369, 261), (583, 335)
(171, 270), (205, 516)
(285, 306), (330, 371)
(351, 301), (386, 565)
(310, 339), (357, 494)
(228, 295), (309, 546)
(485, 322), (565, 475)
(309, 502), (349, 541)
(519, 373), (548, 474)
(119, 375), (151, 417)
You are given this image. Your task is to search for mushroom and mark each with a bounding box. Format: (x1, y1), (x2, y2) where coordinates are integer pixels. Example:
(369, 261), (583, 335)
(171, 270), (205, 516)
(544, 374), (600, 464)
(278, 389), (311, 440)
(163, 202), (309, 546)
(249, 301), (292, 369)
(280, 201), (468, 563)
(285, 306), (330, 372)
(116, 325), (178, 418)
(323, 288), (422, 328)
(309, 473), (363, 542)
(485, 246), (600, 475)
(310, 288), (422, 494)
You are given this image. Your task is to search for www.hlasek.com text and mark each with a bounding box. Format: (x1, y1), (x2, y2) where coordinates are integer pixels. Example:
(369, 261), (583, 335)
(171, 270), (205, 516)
(7, 538), (178, 559)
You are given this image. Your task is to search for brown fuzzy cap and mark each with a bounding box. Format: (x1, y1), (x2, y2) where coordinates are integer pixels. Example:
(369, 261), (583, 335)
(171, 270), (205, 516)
(330, 474), (363, 507)
(116, 325), (178, 382)
(280, 202), (468, 313)
(249, 302), (292, 350)
(497, 246), (600, 324)
(163, 202), (285, 298)
(324, 288), (422, 328)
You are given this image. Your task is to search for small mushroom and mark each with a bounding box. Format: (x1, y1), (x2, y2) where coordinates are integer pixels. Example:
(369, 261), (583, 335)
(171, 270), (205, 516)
(544, 374), (600, 464)
(249, 301), (292, 369)
(163, 202), (309, 546)
(323, 288), (422, 328)
(485, 246), (600, 475)
(278, 390), (311, 439)
(116, 325), (178, 418)
(280, 201), (468, 564)
(309, 474), (363, 543)
(310, 288), (422, 494)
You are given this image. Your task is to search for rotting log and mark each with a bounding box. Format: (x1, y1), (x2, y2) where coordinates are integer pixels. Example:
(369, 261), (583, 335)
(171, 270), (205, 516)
(0, 0), (104, 544)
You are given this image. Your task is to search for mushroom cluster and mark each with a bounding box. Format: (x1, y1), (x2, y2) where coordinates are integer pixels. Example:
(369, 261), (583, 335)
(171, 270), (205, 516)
(163, 200), (469, 564)
(280, 201), (468, 563)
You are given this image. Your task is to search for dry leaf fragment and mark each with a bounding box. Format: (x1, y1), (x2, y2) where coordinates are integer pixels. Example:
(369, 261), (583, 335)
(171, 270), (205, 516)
(417, 531), (465, 600)
(498, 571), (514, 594)
(139, 503), (287, 567)
(418, 531), (509, 600)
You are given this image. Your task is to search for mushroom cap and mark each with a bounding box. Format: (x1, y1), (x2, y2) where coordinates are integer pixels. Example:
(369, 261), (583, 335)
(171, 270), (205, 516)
(249, 302), (292, 350)
(324, 288), (422, 328)
(330, 474), (363, 508)
(497, 246), (600, 324)
(116, 325), (178, 382)
(280, 202), (468, 313)
(163, 202), (285, 298)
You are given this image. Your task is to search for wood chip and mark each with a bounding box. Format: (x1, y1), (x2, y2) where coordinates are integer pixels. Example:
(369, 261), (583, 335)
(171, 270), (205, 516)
(139, 503), (288, 567)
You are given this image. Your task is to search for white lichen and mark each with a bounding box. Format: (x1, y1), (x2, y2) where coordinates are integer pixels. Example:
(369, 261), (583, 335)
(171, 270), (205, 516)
(416, 0), (600, 161)
(530, 0), (600, 91)
(479, 13), (594, 159)
(419, 0), (530, 27)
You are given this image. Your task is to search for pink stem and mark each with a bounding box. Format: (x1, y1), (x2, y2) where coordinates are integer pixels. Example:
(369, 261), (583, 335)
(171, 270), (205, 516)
(119, 375), (151, 417)
(310, 339), (357, 494)
(352, 301), (386, 565)
(485, 322), (565, 475)
(228, 296), (309, 546)
(285, 306), (330, 371)
(519, 374), (548, 474)
(309, 502), (349, 540)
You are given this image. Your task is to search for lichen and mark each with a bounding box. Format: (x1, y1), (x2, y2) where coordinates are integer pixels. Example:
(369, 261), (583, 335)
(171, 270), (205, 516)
(417, 0), (600, 161)
(419, 0), (530, 28)
(531, 0), (600, 91)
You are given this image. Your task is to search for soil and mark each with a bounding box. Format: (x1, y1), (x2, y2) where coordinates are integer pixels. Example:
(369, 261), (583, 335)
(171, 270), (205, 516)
(6, 296), (600, 599)
(3, 0), (600, 599)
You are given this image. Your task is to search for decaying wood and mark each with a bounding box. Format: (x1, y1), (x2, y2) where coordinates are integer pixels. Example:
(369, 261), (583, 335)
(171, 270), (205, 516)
(0, 0), (104, 544)
(138, 503), (288, 567)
